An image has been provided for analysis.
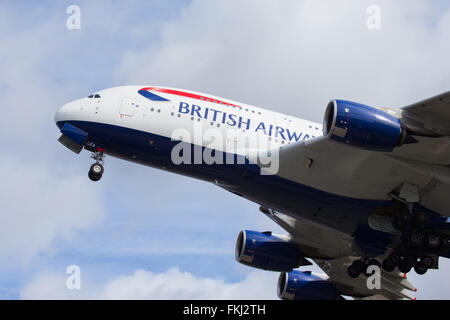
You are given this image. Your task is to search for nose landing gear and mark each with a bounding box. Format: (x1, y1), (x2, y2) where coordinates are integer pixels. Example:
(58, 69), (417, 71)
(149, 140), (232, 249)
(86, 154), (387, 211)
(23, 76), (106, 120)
(88, 149), (105, 181)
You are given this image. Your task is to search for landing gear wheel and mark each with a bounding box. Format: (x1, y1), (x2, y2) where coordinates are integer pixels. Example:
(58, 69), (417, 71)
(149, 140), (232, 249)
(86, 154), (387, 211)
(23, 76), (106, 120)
(88, 170), (102, 182)
(414, 259), (429, 275)
(364, 259), (381, 276)
(398, 255), (416, 274)
(382, 259), (396, 272)
(425, 233), (440, 249)
(88, 163), (104, 182)
(88, 150), (105, 182)
(90, 163), (104, 176)
(388, 253), (401, 266)
(420, 256), (434, 269)
(382, 253), (400, 273)
(408, 232), (423, 249)
(347, 260), (365, 278)
(398, 261), (413, 274)
(414, 264), (428, 275)
(442, 236), (450, 249)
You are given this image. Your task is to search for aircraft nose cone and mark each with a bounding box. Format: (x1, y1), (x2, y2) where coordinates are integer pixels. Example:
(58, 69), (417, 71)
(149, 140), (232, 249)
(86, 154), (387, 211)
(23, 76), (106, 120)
(55, 100), (82, 129)
(55, 103), (70, 128)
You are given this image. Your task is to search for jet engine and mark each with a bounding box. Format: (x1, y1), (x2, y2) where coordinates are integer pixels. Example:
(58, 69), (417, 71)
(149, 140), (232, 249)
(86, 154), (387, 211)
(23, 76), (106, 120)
(277, 270), (342, 300)
(323, 100), (407, 152)
(235, 230), (302, 272)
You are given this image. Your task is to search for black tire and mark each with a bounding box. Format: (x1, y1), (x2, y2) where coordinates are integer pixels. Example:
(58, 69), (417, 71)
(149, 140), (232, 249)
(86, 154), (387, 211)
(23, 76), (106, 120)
(414, 264), (428, 275)
(382, 258), (396, 272)
(347, 266), (361, 279)
(442, 236), (450, 249)
(347, 267), (360, 278)
(408, 232), (423, 248)
(90, 163), (104, 176)
(88, 171), (102, 182)
(388, 253), (401, 266)
(425, 233), (440, 249)
(421, 256), (434, 268)
(398, 261), (413, 274)
(364, 259), (381, 276)
(347, 260), (364, 278)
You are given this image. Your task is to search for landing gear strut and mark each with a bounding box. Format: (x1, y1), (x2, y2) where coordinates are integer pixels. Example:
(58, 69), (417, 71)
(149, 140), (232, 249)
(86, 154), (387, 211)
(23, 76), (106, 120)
(383, 182), (442, 276)
(88, 149), (105, 182)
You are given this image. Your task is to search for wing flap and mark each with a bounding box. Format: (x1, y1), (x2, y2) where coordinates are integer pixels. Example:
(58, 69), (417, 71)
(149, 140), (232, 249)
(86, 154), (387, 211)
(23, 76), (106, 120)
(390, 135), (450, 166)
(402, 91), (450, 135)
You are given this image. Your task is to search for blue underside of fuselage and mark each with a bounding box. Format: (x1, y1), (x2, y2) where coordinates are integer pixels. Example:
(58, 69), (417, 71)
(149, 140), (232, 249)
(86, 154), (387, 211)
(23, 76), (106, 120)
(57, 120), (449, 257)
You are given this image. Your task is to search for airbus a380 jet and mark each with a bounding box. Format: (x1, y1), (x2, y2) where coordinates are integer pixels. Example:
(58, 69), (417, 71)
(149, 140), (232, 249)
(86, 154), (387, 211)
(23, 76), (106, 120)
(55, 86), (450, 300)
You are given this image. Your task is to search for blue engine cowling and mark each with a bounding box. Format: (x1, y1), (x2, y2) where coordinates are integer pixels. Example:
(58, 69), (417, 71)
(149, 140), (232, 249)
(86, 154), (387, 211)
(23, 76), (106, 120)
(323, 100), (405, 152)
(235, 230), (300, 272)
(277, 270), (341, 300)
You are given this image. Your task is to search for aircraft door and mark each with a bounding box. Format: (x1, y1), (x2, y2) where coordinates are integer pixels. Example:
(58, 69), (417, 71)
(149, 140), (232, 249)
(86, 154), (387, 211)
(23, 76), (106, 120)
(120, 97), (136, 117)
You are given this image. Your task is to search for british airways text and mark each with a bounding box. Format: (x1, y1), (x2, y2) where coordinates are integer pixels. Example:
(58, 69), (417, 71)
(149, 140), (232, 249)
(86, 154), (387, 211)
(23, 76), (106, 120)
(178, 102), (314, 142)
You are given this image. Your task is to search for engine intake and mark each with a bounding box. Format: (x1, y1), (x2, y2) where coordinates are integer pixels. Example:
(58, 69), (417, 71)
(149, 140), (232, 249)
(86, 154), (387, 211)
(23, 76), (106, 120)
(323, 100), (406, 152)
(235, 230), (301, 272)
(277, 270), (341, 300)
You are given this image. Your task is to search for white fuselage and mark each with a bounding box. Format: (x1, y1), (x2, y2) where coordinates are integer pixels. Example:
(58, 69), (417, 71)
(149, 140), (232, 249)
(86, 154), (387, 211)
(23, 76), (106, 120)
(55, 85), (322, 154)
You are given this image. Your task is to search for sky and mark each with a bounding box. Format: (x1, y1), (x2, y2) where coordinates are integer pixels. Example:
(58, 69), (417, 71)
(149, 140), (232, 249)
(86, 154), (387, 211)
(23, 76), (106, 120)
(1, 0), (450, 300)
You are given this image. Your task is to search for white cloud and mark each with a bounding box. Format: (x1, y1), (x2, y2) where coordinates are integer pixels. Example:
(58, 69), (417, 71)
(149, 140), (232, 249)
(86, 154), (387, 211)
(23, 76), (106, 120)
(21, 263), (450, 300)
(114, 0), (450, 120)
(20, 268), (279, 300)
(99, 268), (278, 300)
(0, 158), (106, 267)
(20, 273), (85, 300)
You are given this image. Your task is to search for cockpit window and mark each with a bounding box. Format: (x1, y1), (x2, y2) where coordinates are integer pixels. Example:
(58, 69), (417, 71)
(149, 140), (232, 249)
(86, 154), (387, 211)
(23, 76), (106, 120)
(88, 94), (94, 98)
(88, 94), (101, 98)
(94, 94), (101, 98)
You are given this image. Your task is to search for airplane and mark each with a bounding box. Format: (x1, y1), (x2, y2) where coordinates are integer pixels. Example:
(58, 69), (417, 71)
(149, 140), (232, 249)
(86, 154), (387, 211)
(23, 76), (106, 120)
(55, 85), (450, 300)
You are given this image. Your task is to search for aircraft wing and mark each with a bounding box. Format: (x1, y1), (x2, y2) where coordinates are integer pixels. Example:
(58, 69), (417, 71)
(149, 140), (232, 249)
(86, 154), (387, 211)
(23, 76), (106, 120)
(401, 90), (450, 133)
(275, 132), (450, 217)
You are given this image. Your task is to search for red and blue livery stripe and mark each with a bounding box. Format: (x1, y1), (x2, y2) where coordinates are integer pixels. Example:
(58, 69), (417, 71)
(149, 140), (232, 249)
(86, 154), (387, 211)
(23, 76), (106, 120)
(138, 87), (242, 109)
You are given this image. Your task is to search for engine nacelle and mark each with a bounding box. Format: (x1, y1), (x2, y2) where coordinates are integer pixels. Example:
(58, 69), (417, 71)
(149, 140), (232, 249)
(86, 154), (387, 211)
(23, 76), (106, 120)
(277, 270), (340, 300)
(323, 100), (405, 152)
(235, 230), (301, 272)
